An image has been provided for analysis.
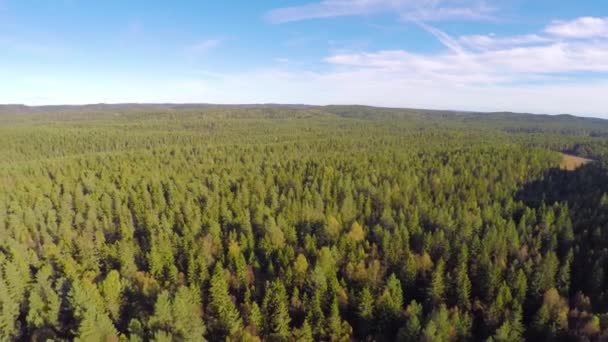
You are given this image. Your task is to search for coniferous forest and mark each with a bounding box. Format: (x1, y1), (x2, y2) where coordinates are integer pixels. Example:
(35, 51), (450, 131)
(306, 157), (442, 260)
(2, 104), (608, 341)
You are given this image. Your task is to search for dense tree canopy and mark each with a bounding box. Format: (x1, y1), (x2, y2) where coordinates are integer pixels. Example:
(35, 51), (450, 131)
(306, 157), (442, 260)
(0, 105), (608, 340)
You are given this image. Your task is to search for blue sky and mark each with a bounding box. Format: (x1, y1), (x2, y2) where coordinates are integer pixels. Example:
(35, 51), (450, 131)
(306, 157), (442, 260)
(1, 1), (608, 116)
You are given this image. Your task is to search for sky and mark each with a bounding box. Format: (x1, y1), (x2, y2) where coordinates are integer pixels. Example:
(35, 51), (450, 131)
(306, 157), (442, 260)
(1, 1), (608, 117)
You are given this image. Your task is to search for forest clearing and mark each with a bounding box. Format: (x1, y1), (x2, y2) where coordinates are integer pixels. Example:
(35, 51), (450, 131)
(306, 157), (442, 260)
(560, 153), (594, 171)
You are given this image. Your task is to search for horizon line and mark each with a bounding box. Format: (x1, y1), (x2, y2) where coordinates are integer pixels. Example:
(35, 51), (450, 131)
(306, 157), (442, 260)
(0, 102), (605, 121)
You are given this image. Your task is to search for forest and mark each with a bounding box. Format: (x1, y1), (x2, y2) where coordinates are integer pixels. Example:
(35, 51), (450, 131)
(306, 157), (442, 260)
(1, 104), (608, 341)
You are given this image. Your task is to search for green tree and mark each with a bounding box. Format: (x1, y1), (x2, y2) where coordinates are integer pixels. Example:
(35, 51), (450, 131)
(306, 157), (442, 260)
(293, 254), (309, 286)
(208, 265), (242, 339)
(428, 259), (446, 307)
(376, 273), (403, 336)
(149, 291), (173, 334)
(533, 288), (568, 340)
(327, 297), (352, 341)
(99, 270), (122, 321)
(26, 265), (60, 330)
(357, 287), (374, 321)
(172, 286), (206, 341)
(0, 260), (30, 339)
(293, 320), (314, 342)
(74, 308), (119, 342)
(399, 300), (422, 341)
(263, 280), (291, 341)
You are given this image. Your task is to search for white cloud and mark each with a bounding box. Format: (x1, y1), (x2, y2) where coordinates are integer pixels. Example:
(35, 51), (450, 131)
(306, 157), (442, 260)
(266, 0), (494, 24)
(163, 67), (608, 117)
(459, 34), (550, 50)
(403, 3), (495, 21)
(6, 66), (608, 117)
(416, 21), (466, 53)
(322, 17), (608, 87)
(185, 39), (221, 56)
(7, 15), (608, 118)
(546, 17), (608, 39)
(266, 0), (395, 23)
(189, 16), (608, 116)
(325, 38), (608, 82)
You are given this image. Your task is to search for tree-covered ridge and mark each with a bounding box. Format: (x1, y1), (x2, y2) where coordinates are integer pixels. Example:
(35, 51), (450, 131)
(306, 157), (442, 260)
(0, 106), (607, 341)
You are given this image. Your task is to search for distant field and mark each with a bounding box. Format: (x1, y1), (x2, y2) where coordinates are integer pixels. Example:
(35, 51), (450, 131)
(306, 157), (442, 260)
(560, 153), (593, 170)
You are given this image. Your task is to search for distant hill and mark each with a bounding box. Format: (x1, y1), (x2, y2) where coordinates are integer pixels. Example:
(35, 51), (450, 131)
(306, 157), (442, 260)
(319, 105), (608, 137)
(1, 103), (607, 137)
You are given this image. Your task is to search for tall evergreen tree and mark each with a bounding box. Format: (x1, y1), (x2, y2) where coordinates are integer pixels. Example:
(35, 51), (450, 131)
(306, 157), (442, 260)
(208, 265), (242, 339)
(262, 280), (291, 341)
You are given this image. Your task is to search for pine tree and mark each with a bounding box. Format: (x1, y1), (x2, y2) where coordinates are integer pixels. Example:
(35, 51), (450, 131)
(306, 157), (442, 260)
(99, 270), (122, 321)
(513, 269), (528, 305)
(357, 287), (374, 321)
(452, 247), (471, 309)
(399, 300), (422, 341)
(149, 291), (173, 333)
(74, 308), (119, 342)
(172, 286), (206, 341)
(293, 254), (309, 286)
(428, 259), (446, 307)
(376, 273), (403, 337)
(422, 306), (452, 342)
(248, 301), (263, 334)
(293, 320), (314, 342)
(208, 265), (242, 339)
(305, 291), (325, 339)
(533, 288), (568, 339)
(327, 297), (352, 341)
(26, 265), (60, 330)
(263, 280), (291, 341)
(0, 261), (29, 339)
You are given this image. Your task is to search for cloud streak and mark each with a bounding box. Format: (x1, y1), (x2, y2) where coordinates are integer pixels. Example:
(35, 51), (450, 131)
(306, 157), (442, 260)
(185, 39), (222, 56)
(458, 34), (551, 50)
(159, 66), (608, 117)
(266, 0), (494, 24)
(167, 15), (607, 117)
(326, 17), (608, 86)
(98, 15), (607, 117)
(545, 17), (608, 39)
(402, 2), (495, 22)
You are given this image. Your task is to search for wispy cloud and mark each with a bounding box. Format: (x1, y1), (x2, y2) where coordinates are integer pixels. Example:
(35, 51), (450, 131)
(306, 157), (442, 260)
(157, 16), (608, 116)
(545, 17), (608, 39)
(185, 39), (222, 56)
(266, 0), (494, 24)
(326, 17), (608, 86)
(161, 66), (608, 117)
(266, 0), (392, 24)
(416, 21), (465, 54)
(458, 34), (550, 50)
(403, 2), (495, 22)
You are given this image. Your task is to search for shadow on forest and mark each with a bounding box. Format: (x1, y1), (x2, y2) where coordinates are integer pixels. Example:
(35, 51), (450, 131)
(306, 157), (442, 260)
(516, 161), (608, 211)
(514, 160), (608, 330)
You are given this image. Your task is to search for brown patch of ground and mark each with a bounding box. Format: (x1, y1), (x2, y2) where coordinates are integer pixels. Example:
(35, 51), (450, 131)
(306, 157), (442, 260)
(560, 153), (593, 171)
